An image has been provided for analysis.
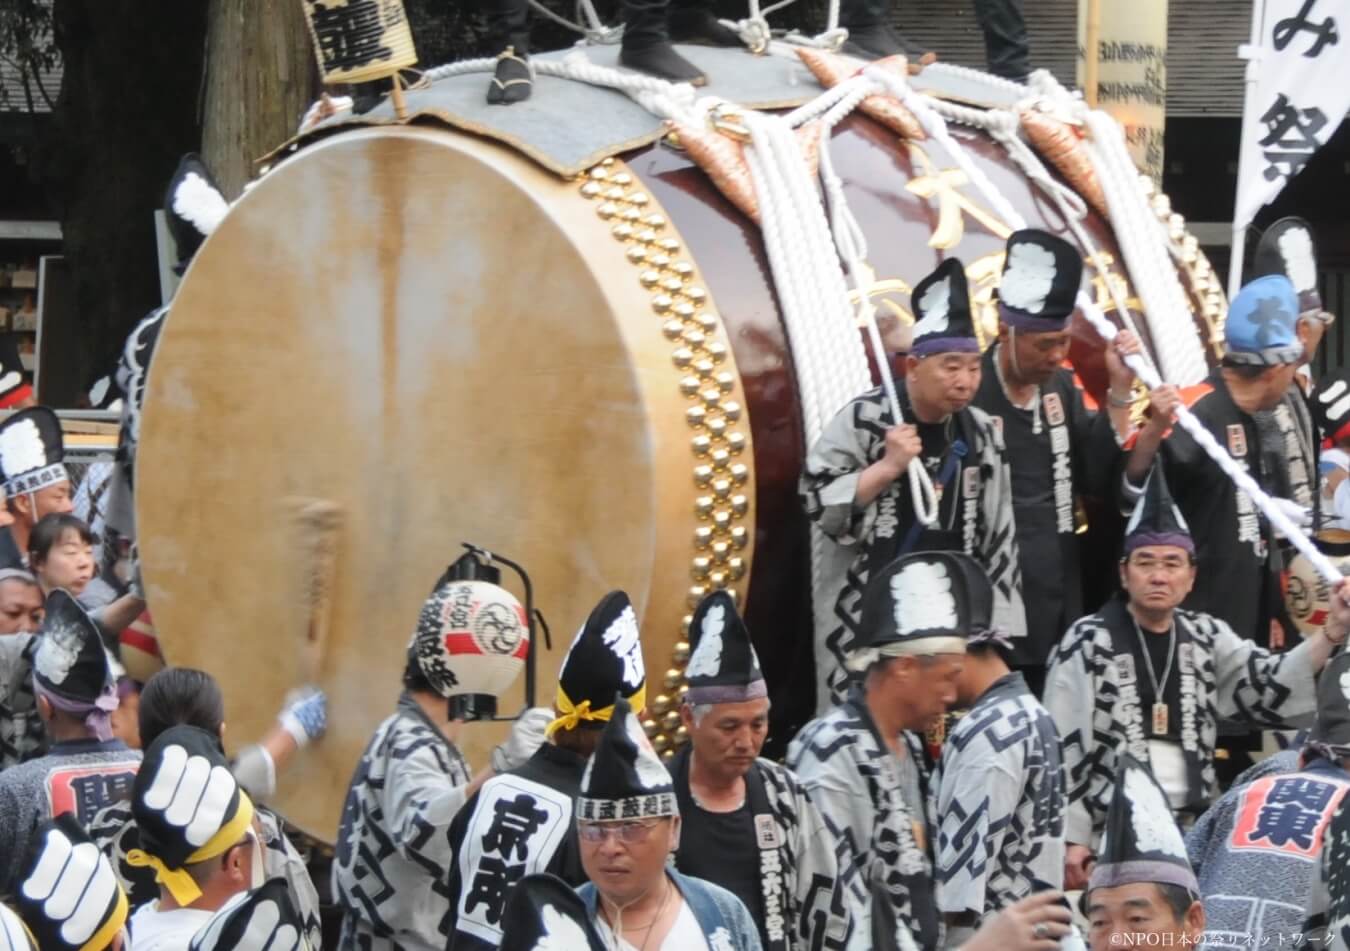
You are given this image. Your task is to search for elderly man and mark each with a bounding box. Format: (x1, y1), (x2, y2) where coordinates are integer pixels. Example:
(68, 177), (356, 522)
(936, 616), (1065, 945)
(790, 549), (1061, 951)
(1044, 464), (1347, 889)
(1186, 648), (1350, 948)
(0, 591), (140, 892)
(1084, 756), (1206, 951)
(332, 569), (550, 950)
(0, 575), (43, 769)
(801, 259), (1021, 707)
(670, 591), (853, 950)
(574, 696), (761, 950)
(446, 590), (648, 949)
(0, 569), (41, 634)
(972, 230), (1151, 695)
(0, 407), (74, 571)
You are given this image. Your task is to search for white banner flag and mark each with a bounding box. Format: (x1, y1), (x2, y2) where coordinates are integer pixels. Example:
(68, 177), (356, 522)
(1234, 0), (1350, 230)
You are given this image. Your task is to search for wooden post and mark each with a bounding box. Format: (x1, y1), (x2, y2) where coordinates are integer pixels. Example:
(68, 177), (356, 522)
(1084, 0), (1101, 107)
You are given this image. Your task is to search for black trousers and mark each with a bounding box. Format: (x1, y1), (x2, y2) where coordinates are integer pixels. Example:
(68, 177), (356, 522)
(839, 0), (1030, 80)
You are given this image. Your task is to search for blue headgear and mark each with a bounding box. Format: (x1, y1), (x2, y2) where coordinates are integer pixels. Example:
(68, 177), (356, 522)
(1223, 274), (1302, 366)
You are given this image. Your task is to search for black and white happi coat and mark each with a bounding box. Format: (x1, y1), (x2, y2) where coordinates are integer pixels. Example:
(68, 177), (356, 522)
(670, 747), (859, 951)
(935, 672), (1065, 920)
(787, 688), (938, 951)
(801, 386), (1023, 707)
(0, 631), (43, 769)
(1044, 599), (1318, 846)
(332, 694), (473, 951)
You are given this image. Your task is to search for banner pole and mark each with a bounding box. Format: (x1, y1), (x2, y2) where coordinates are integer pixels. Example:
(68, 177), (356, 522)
(1228, 0), (1268, 299)
(1084, 0), (1102, 107)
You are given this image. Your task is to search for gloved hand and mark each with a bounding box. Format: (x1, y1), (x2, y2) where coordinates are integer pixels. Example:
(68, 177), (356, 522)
(492, 707), (553, 773)
(278, 686), (328, 748)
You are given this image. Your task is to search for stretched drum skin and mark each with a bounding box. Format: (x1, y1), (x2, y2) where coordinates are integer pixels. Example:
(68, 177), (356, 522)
(138, 108), (1212, 840)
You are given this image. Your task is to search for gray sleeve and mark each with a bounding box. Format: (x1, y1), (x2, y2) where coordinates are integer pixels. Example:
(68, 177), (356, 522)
(1211, 618), (1318, 727)
(800, 400), (880, 547)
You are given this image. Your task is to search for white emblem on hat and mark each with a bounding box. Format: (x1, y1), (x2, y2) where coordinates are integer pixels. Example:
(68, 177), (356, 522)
(1000, 241), (1057, 314)
(912, 276), (952, 338)
(1322, 380), (1350, 405)
(890, 560), (957, 635)
(625, 712), (670, 789)
(23, 827), (118, 947)
(534, 904), (592, 951)
(35, 619), (84, 686)
(1327, 391), (1350, 424)
(602, 605), (643, 690)
(1124, 767), (1186, 858)
(143, 744), (238, 847)
(1278, 226), (1317, 293)
(173, 171), (229, 239)
(686, 604), (726, 679)
(0, 418), (47, 477)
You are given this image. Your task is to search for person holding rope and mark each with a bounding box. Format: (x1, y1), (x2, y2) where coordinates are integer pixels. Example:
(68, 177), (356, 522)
(801, 258), (1022, 706)
(1044, 462), (1348, 892)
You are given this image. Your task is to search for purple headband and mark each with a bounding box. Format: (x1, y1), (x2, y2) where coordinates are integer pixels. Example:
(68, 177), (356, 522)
(1089, 859), (1199, 896)
(911, 336), (980, 358)
(33, 679), (118, 743)
(684, 678), (768, 706)
(999, 302), (1070, 332)
(1124, 532), (1195, 555)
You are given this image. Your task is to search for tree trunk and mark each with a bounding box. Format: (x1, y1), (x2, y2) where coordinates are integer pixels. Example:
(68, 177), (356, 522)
(201, 0), (318, 199)
(40, 0), (207, 391)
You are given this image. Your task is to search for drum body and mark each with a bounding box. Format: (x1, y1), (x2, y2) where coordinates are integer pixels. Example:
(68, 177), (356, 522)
(138, 108), (1213, 839)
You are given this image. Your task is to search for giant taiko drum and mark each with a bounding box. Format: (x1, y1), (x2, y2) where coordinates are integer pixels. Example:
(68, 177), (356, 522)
(136, 51), (1224, 839)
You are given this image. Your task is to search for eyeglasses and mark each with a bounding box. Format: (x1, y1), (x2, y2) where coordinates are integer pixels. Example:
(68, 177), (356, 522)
(577, 820), (661, 844)
(1127, 556), (1192, 572)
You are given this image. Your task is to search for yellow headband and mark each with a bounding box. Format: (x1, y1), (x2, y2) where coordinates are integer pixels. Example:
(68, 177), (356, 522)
(126, 792), (255, 907)
(78, 887), (128, 951)
(546, 684), (647, 737)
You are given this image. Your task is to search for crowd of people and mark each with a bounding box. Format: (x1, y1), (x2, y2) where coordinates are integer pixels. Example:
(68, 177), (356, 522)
(0, 147), (1346, 951)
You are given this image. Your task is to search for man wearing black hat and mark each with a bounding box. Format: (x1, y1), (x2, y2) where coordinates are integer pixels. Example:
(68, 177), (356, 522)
(1185, 649), (1350, 949)
(0, 406), (75, 572)
(333, 571), (551, 950)
(671, 591), (853, 951)
(802, 258), (1021, 708)
(934, 562), (1066, 944)
(1045, 465), (1347, 891)
(790, 550), (998, 951)
(11, 814), (131, 951)
(445, 590), (648, 949)
(123, 725), (258, 948)
(973, 229), (1153, 696)
(1083, 755), (1205, 951)
(574, 696), (762, 950)
(0, 591), (140, 893)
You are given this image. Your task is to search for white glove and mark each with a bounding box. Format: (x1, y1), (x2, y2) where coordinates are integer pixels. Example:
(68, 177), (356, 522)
(277, 686), (327, 748)
(492, 707), (553, 772)
(1271, 497), (1313, 538)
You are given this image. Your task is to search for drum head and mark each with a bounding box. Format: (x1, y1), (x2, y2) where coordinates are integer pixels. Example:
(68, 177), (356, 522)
(137, 128), (729, 838)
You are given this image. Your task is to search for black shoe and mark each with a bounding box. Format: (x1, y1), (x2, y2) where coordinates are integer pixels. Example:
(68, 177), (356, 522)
(668, 7), (742, 47)
(842, 23), (924, 59)
(620, 42), (708, 85)
(487, 47), (533, 104)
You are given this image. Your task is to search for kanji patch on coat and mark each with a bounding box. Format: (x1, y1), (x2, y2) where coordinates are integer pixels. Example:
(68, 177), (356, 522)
(1042, 392), (1066, 427)
(1227, 424), (1248, 458)
(45, 760), (140, 825)
(1229, 774), (1349, 861)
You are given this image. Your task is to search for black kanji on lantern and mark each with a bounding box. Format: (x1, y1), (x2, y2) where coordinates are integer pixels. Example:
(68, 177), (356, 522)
(481, 794), (548, 862)
(1252, 778), (1336, 850)
(464, 856), (526, 925)
(308, 0), (394, 71)
(1273, 0), (1339, 58)
(1259, 94), (1330, 182)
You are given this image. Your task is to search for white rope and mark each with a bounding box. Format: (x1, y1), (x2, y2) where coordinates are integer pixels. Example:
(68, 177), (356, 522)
(525, 0), (622, 44)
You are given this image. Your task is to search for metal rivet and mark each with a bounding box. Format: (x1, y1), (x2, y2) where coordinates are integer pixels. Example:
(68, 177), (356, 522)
(664, 320), (686, 340)
(605, 186), (626, 201)
(673, 639), (692, 663)
(597, 202), (619, 219)
(621, 208), (642, 222)
(728, 557), (746, 580)
(712, 510), (732, 530)
(626, 246), (648, 264)
(716, 371), (735, 392)
(712, 541), (731, 562)
(731, 493), (749, 516)
(643, 716), (660, 733)
(706, 341), (727, 363)
(681, 615), (693, 636)
(691, 557), (711, 578)
(686, 286), (708, 304)
(730, 526), (749, 549)
(692, 434), (712, 455)
(694, 526), (714, 548)
(682, 329), (706, 348)
(637, 228), (659, 244)
(673, 302), (696, 319)
(672, 261), (695, 277)
(686, 406), (707, 427)
(672, 347), (694, 367)
(687, 588), (707, 609)
(589, 166), (609, 180)
(643, 214), (667, 230)
(659, 238), (681, 253)
(611, 223), (636, 240)
(662, 710), (681, 731)
(630, 193), (651, 207)
(653, 733), (672, 753)
(580, 181), (603, 198)
(722, 400), (742, 422)
(693, 464), (714, 486)
(662, 277), (684, 294)
(649, 254), (672, 270)
(696, 313), (717, 331)
(695, 495), (715, 517)
(706, 416), (727, 437)
(680, 375), (702, 396)
(700, 387), (721, 406)
(727, 431), (746, 454)
(712, 478), (732, 499)
(694, 359), (715, 378)
(710, 448), (731, 469)
(729, 463), (749, 484)
(640, 269), (662, 287)
(652, 294), (674, 313)
(612, 172), (633, 186)
(651, 694), (671, 714)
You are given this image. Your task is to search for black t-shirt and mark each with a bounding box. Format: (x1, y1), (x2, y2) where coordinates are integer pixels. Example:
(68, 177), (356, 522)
(674, 799), (764, 935)
(1124, 618), (1184, 741)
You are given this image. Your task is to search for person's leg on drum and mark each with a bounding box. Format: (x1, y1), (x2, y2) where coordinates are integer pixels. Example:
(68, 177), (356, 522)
(620, 0), (706, 84)
(667, 0), (742, 47)
(482, 0), (533, 104)
(972, 0), (1030, 82)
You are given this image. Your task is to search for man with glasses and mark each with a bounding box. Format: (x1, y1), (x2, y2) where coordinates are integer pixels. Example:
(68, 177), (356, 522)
(1044, 465), (1348, 892)
(801, 258), (1022, 708)
(574, 696), (762, 950)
